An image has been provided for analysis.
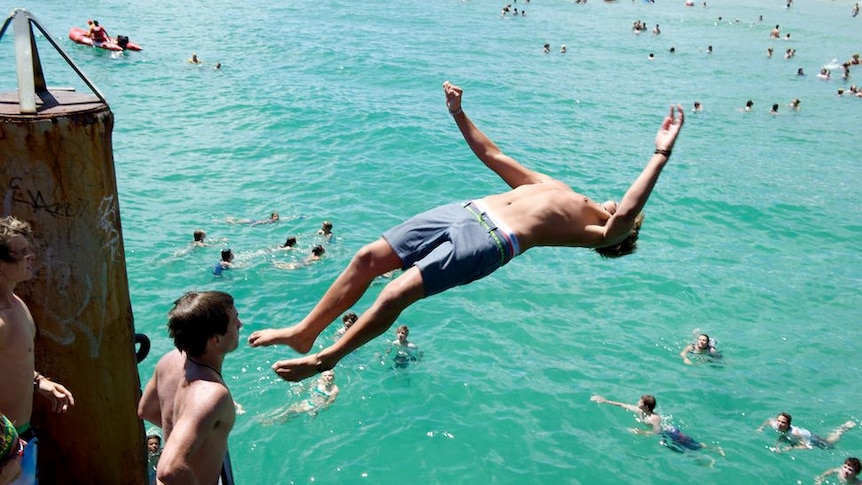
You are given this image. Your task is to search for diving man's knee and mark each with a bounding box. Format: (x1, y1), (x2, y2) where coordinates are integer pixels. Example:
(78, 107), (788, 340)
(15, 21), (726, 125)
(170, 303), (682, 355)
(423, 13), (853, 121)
(349, 244), (379, 274)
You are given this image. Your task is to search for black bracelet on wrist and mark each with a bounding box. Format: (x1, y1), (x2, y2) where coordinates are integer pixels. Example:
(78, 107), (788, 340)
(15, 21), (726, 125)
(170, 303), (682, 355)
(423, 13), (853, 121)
(34, 373), (43, 391)
(654, 148), (672, 157)
(449, 107), (463, 116)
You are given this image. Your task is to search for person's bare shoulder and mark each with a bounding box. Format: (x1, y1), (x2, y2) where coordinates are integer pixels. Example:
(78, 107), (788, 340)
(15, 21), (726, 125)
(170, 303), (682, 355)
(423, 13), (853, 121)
(155, 349), (184, 373)
(175, 378), (234, 430)
(646, 413), (662, 428)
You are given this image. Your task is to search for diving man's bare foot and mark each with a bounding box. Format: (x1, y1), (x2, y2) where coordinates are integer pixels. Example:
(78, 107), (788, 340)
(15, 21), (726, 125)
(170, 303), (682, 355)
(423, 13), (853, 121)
(247, 326), (315, 354)
(272, 354), (320, 382)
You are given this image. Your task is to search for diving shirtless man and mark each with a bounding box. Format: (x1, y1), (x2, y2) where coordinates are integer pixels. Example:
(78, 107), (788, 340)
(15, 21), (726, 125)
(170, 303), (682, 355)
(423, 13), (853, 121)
(249, 81), (684, 382)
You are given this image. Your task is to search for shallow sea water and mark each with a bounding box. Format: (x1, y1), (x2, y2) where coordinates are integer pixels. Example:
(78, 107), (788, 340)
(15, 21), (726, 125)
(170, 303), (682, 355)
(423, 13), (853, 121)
(2, 0), (861, 483)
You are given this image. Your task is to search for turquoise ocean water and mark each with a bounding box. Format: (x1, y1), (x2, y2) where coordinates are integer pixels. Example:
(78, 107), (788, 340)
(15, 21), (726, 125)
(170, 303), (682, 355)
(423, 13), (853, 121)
(2, 0), (861, 483)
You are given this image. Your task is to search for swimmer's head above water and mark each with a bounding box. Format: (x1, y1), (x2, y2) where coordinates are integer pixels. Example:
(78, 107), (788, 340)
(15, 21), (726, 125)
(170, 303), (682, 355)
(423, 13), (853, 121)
(775, 412), (792, 432)
(638, 395), (657, 413)
(842, 458), (862, 480)
(695, 334), (711, 350)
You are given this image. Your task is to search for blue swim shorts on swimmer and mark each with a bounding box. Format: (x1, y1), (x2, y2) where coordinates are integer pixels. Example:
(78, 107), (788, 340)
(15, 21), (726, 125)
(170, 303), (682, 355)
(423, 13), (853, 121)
(660, 426), (704, 452)
(382, 201), (520, 297)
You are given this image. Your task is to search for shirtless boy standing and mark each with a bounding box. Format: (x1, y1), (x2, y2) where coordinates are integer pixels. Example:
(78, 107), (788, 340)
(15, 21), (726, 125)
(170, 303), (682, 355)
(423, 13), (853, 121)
(138, 291), (242, 485)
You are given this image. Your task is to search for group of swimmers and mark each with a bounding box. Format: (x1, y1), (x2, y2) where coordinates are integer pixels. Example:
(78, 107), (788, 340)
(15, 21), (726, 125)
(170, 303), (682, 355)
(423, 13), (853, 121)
(500, 2), (528, 17)
(592, 332), (859, 481)
(186, 214), (335, 276)
(526, 3), (861, 112)
(257, 315), (422, 425)
(187, 52), (221, 70)
(639, 10), (862, 110)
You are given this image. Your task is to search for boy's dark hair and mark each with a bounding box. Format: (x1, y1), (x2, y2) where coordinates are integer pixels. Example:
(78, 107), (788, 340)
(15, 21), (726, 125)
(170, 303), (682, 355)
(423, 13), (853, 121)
(640, 395), (657, 412)
(846, 457), (861, 475)
(168, 291), (234, 357)
(595, 213), (644, 259)
(342, 312), (358, 324)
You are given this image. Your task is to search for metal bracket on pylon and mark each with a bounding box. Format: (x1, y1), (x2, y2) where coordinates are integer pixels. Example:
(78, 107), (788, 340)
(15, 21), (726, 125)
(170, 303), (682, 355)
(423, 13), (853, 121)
(0, 8), (107, 113)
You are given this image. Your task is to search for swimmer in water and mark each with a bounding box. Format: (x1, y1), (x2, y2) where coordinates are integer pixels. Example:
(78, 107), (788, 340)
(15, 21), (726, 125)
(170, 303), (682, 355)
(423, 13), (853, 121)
(227, 211), (280, 225)
(759, 413), (856, 452)
(680, 333), (720, 364)
(174, 229), (216, 257)
(274, 245), (325, 270)
(146, 434), (162, 485)
(317, 221), (333, 240)
(280, 236), (297, 250)
(387, 324), (423, 368)
(212, 248), (234, 276)
(590, 394), (723, 457)
(816, 457), (862, 485)
(770, 24), (780, 39)
(193, 230), (207, 247)
(334, 312), (358, 339)
(261, 370), (339, 424)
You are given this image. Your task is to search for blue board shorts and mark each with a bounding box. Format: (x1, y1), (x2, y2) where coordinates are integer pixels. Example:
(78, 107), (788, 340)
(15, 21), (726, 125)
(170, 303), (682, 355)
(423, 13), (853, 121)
(9, 436), (37, 485)
(382, 201), (520, 297)
(661, 427), (704, 452)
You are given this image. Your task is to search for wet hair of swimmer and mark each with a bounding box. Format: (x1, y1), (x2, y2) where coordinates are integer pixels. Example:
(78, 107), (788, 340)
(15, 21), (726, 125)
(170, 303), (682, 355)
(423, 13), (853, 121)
(640, 395), (657, 412)
(283, 236), (297, 248)
(846, 458), (862, 475)
(342, 312), (358, 325)
(221, 248), (234, 261)
(595, 212), (644, 258)
(311, 245), (325, 257)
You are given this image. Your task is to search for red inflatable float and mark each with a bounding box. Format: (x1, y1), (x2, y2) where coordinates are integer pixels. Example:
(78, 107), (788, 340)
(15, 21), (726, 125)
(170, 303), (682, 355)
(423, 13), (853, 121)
(68, 27), (142, 52)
